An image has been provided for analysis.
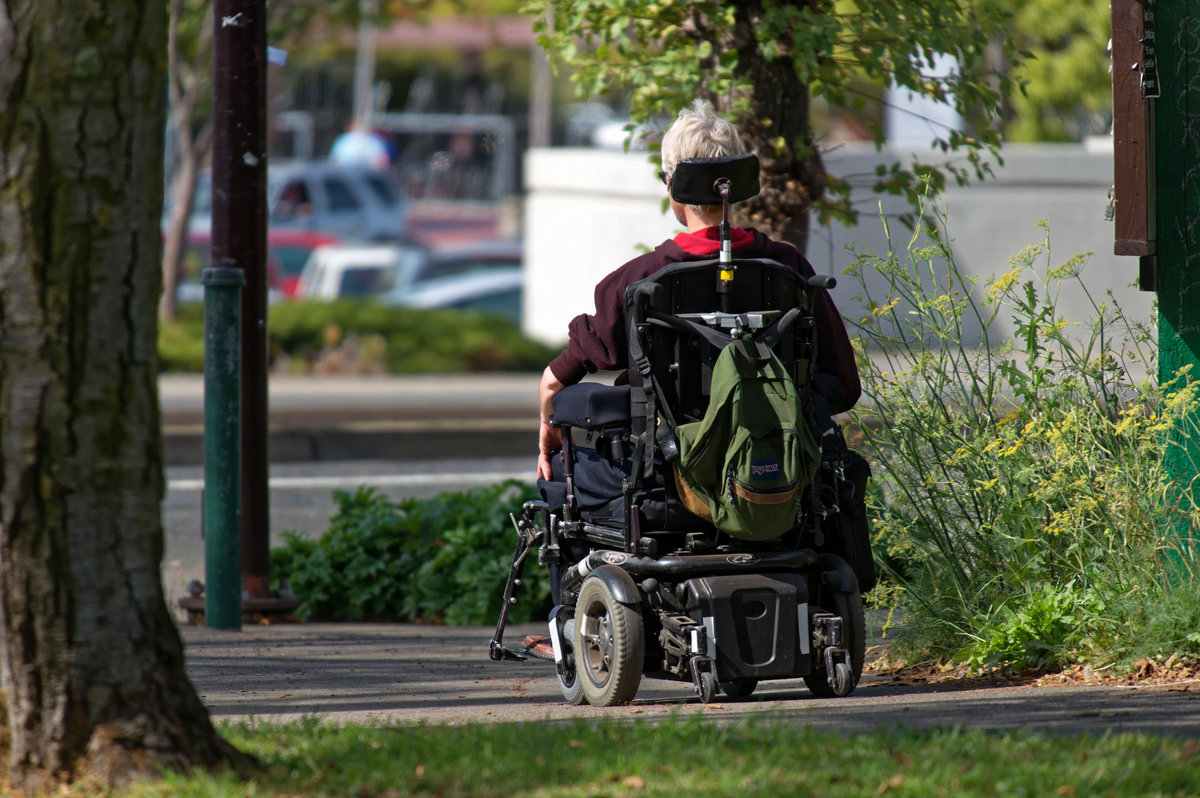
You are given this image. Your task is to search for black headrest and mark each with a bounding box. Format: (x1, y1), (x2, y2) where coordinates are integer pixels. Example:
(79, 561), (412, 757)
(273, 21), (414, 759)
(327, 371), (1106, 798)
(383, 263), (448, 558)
(669, 154), (760, 205)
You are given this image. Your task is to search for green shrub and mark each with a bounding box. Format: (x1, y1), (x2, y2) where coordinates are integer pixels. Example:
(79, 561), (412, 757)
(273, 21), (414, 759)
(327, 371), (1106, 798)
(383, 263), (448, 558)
(158, 314), (206, 372)
(847, 197), (1200, 671)
(270, 481), (552, 625)
(158, 301), (559, 373)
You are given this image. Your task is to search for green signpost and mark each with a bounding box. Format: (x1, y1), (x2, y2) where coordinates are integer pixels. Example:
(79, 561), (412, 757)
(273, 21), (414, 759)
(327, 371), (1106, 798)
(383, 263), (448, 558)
(201, 267), (244, 630)
(1154, 3), (1200, 534)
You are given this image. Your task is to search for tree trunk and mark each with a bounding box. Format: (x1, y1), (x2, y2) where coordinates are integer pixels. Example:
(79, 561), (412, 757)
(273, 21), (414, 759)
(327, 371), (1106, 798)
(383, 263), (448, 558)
(0, 0), (242, 789)
(161, 127), (210, 323)
(725, 0), (826, 256)
(161, 149), (194, 323)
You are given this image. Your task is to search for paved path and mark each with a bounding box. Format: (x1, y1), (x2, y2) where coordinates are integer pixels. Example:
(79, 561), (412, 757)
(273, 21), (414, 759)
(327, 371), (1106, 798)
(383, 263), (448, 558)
(182, 622), (1200, 736)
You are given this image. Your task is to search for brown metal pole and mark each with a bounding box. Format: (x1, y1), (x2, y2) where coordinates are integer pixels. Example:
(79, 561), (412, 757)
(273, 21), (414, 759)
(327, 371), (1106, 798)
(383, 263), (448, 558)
(212, 0), (271, 601)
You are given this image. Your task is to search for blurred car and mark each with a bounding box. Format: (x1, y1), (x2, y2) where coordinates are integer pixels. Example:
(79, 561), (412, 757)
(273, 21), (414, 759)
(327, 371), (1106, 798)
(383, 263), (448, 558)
(174, 232), (283, 304)
(415, 239), (522, 282)
(269, 230), (341, 298)
(269, 161), (407, 240)
(382, 268), (523, 323)
(296, 238), (523, 303)
(170, 160), (407, 241)
(295, 243), (428, 301)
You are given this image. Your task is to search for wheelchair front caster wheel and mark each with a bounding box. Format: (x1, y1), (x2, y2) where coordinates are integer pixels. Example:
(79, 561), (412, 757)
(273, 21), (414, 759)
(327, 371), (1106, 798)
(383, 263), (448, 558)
(832, 662), (854, 696)
(720, 679), (757, 698)
(698, 672), (719, 704)
(556, 655), (585, 705)
(804, 589), (865, 698)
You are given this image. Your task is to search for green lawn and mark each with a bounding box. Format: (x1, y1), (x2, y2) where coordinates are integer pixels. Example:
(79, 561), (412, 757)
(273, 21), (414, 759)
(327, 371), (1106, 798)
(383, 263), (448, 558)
(133, 715), (1199, 797)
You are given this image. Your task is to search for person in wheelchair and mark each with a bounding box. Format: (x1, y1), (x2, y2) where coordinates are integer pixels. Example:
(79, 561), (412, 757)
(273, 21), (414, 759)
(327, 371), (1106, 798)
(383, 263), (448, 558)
(491, 100), (876, 707)
(537, 100), (860, 485)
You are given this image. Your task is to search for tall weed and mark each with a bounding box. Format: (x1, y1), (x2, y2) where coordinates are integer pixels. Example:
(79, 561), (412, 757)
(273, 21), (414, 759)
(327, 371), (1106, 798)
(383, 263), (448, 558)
(846, 198), (1200, 670)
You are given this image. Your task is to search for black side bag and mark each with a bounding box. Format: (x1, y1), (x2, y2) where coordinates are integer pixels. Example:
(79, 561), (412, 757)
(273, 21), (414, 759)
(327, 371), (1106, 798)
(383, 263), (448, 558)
(827, 452), (876, 593)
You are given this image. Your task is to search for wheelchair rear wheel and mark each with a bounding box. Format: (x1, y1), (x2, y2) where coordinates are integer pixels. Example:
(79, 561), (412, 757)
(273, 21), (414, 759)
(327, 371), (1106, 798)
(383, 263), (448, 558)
(804, 590), (865, 698)
(575, 576), (644, 706)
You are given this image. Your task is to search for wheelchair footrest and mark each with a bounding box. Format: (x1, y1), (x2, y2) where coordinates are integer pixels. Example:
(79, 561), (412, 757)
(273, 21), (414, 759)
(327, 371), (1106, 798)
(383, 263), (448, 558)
(488, 640), (530, 662)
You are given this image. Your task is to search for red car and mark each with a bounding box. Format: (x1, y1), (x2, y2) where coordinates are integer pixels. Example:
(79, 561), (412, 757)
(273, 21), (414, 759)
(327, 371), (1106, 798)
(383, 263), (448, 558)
(175, 230), (340, 301)
(267, 230), (341, 298)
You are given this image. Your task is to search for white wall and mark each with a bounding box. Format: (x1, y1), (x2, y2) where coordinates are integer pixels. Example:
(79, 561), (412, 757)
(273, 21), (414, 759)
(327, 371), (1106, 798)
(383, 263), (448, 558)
(524, 142), (1153, 348)
(522, 148), (684, 345)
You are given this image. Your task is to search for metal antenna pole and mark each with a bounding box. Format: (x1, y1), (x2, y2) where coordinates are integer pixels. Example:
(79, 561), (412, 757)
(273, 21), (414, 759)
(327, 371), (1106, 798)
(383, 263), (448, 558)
(354, 0), (380, 128)
(213, 0), (271, 602)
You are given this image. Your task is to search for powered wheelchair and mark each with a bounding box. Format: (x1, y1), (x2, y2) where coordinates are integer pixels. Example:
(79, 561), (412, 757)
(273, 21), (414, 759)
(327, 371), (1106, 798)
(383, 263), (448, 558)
(489, 154), (876, 706)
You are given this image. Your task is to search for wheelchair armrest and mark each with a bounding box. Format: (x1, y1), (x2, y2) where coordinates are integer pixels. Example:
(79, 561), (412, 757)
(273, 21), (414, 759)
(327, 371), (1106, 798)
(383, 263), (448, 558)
(550, 383), (632, 430)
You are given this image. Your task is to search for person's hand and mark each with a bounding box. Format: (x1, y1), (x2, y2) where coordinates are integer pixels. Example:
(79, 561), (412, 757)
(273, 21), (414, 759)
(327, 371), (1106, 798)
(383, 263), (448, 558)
(538, 421), (561, 481)
(538, 366), (565, 480)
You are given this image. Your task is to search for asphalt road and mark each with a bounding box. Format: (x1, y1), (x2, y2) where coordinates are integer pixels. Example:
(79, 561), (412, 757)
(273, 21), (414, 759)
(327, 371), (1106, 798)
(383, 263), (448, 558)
(182, 621), (1200, 735)
(162, 456), (537, 611)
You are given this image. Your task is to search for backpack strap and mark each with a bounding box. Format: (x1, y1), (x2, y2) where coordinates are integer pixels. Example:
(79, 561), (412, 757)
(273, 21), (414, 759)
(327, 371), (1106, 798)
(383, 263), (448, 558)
(628, 314), (684, 478)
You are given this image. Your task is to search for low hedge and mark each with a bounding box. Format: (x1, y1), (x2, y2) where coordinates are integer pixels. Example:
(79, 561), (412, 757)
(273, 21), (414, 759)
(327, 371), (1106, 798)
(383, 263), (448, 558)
(270, 482), (552, 625)
(159, 301), (559, 373)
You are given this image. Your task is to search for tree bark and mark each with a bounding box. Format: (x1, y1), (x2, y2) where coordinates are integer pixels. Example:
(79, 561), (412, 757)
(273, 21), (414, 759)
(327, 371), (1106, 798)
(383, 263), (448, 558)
(0, 0), (242, 789)
(724, 0), (826, 256)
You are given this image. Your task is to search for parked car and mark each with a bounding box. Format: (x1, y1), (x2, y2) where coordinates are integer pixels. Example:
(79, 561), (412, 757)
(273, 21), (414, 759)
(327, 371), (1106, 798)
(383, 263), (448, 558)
(269, 161), (407, 240)
(174, 232), (283, 304)
(168, 160), (408, 241)
(415, 239), (522, 283)
(268, 230), (341, 298)
(295, 243), (429, 301)
(381, 268), (523, 323)
(295, 238), (523, 303)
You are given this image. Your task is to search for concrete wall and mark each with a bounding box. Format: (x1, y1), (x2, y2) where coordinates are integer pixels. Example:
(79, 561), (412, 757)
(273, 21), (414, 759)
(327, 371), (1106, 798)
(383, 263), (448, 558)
(523, 142), (1154, 348)
(522, 148), (683, 346)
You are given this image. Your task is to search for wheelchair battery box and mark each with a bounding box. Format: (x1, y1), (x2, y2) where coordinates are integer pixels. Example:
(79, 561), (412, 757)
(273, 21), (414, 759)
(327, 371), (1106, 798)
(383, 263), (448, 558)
(551, 384), (631, 430)
(682, 573), (811, 681)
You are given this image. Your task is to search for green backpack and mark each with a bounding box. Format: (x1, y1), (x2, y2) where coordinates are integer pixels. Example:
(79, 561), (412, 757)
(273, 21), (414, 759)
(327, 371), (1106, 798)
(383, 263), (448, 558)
(672, 342), (820, 540)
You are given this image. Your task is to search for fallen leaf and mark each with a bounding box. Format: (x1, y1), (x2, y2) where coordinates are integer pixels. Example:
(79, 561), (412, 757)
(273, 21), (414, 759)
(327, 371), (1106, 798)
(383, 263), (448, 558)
(875, 775), (905, 794)
(622, 775), (646, 790)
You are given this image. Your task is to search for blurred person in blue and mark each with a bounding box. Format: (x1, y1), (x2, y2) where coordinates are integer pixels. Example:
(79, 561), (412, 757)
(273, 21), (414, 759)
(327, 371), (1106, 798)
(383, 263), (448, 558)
(330, 122), (391, 171)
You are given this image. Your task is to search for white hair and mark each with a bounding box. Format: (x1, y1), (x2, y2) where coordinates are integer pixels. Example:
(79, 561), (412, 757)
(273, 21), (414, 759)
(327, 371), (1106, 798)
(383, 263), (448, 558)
(660, 99), (746, 213)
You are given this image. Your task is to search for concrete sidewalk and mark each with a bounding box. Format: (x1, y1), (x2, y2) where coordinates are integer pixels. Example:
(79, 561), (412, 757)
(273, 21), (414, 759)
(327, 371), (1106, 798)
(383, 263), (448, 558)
(160, 373), (543, 466)
(183, 621), (1200, 735)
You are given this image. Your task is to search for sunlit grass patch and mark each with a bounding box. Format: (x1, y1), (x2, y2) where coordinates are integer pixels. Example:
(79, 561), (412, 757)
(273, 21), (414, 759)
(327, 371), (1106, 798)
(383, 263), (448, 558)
(128, 716), (1199, 797)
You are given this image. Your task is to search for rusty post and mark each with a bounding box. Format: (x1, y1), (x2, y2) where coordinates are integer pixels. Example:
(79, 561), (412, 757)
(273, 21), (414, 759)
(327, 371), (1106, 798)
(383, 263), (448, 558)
(212, 0), (271, 601)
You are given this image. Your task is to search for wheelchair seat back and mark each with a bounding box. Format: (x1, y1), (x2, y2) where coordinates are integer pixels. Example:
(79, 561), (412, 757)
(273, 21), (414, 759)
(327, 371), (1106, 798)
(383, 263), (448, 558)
(624, 257), (818, 435)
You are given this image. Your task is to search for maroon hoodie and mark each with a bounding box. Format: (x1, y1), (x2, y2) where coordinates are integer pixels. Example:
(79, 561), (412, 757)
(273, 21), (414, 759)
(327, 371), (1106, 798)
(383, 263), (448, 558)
(548, 227), (862, 413)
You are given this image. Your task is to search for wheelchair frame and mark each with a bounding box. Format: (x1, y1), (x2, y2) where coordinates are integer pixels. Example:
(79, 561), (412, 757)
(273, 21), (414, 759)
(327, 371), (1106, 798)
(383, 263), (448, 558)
(489, 154), (874, 706)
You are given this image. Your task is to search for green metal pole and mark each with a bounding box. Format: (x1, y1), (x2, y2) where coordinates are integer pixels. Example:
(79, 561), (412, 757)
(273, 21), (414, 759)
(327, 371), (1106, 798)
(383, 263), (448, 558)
(202, 266), (245, 630)
(1154, 0), (1200, 575)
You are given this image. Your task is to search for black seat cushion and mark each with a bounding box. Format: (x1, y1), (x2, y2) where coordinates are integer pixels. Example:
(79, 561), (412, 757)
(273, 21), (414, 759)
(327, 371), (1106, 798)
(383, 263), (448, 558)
(550, 383), (631, 429)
